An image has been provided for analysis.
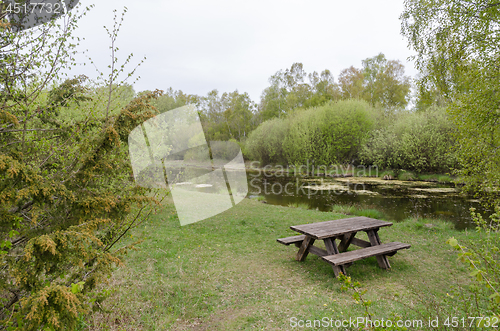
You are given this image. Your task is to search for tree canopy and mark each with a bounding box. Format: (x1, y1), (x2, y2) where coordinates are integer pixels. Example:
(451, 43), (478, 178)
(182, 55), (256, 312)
(259, 55), (411, 122)
(0, 7), (163, 329)
(401, 0), (500, 202)
(259, 63), (340, 121)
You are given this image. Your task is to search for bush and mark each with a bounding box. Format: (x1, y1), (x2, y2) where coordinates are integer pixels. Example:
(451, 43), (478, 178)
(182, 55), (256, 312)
(246, 99), (378, 166)
(360, 106), (456, 172)
(245, 117), (289, 165)
(210, 139), (241, 161)
(0, 10), (161, 330)
(283, 100), (376, 166)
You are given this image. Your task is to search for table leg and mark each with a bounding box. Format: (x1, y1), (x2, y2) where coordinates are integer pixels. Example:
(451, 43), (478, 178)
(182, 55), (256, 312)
(338, 233), (355, 252)
(324, 237), (346, 277)
(366, 229), (390, 269)
(374, 231), (391, 268)
(296, 235), (315, 262)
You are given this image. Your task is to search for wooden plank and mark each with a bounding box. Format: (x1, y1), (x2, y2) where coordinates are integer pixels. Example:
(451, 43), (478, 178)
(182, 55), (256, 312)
(366, 230), (390, 269)
(292, 217), (390, 232)
(296, 235), (315, 262)
(338, 233), (354, 252)
(324, 237), (346, 277)
(291, 217), (392, 239)
(351, 237), (371, 248)
(322, 242), (411, 266)
(333, 239), (347, 276)
(374, 230), (391, 268)
(277, 235), (306, 246)
(308, 246), (328, 257)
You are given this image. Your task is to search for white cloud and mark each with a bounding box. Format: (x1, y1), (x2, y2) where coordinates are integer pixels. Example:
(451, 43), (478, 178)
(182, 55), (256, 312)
(71, 0), (417, 102)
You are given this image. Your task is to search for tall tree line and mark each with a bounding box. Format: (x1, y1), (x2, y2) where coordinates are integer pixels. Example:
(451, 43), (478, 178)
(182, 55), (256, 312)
(152, 52), (412, 142)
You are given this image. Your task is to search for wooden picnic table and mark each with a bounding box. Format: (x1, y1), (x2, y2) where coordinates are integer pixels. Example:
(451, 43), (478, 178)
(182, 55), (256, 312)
(277, 216), (410, 277)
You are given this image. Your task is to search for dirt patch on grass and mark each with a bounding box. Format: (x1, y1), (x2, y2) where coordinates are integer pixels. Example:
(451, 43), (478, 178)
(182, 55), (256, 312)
(172, 307), (255, 331)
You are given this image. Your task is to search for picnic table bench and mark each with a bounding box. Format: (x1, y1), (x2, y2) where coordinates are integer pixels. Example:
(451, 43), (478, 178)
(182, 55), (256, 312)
(277, 216), (410, 277)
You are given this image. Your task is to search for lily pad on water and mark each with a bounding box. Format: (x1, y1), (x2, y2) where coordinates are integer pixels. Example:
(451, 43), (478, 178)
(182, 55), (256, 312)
(467, 199), (481, 203)
(377, 185), (399, 189)
(300, 178), (327, 182)
(410, 187), (459, 193)
(301, 184), (379, 195)
(353, 190), (380, 196)
(410, 194), (429, 199)
(333, 177), (438, 187)
(302, 184), (349, 191)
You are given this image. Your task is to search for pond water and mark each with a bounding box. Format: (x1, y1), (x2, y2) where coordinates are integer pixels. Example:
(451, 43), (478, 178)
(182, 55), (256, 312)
(246, 172), (490, 230)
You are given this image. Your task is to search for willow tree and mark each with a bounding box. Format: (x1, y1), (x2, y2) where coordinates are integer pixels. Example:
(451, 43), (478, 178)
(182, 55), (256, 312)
(0, 5), (162, 330)
(259, 63), (340, 121)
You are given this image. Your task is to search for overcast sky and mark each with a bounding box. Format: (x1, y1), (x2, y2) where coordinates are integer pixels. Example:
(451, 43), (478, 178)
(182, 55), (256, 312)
(71, 0), (417, 102)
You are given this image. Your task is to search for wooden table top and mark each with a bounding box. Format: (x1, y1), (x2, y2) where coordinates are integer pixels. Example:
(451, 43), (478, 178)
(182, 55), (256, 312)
(290, 216), (392, 240)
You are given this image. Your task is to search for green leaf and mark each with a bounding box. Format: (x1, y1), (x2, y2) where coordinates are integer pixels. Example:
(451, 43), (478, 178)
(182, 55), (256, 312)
(446, 237), (459, 248)
(71, 281), (85, 294)
(8, 230), (19, 238)
(489, 293), (500, 304)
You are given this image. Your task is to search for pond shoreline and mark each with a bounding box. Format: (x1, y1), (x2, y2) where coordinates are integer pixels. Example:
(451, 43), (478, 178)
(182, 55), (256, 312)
(245, 170), (486, 229)
(245, 164), (458, 185)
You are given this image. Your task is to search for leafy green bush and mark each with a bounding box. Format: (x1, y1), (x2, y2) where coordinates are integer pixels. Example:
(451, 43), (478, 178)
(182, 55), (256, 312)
(283, 99), (376, 166)
(210, 139), (242, 161)
(246, 99), (377, 166)
(0, 9), (162, 330)
(244, 117), (289, 165)
(360, 107), (456, 172)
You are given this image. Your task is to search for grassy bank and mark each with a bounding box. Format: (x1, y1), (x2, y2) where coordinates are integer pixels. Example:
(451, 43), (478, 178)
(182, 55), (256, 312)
(246, 162), (456, 184)
(83, 198), (477, 330)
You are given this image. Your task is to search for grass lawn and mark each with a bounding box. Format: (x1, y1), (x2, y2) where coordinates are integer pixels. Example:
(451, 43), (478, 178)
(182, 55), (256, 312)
(84, 198), (479, 330)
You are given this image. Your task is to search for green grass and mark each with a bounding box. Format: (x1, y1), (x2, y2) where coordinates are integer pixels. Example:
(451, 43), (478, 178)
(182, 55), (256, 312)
(331, 204), (356, 215)
(250, 195), (266, 202)
(397, 171), (417, 181)
(246, 163), (457, 185)
(354, 208), (385, 219)
(418, 173), (454, 183)
(379, 170), (455, 183)
(437, 175), (454, 183)
(331, 204), (385, 219)
(85, 198), (481, 330)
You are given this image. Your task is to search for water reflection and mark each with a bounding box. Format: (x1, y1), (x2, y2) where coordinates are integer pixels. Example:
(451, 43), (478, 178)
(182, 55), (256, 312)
(247, 173), (490, 230)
